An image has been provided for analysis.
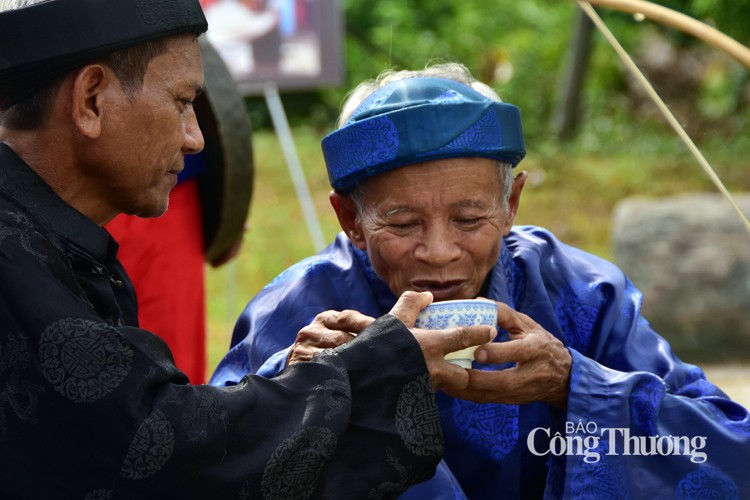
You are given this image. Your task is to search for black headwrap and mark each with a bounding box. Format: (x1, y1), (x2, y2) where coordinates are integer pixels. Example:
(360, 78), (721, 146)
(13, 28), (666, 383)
(0, 0), (208, 110)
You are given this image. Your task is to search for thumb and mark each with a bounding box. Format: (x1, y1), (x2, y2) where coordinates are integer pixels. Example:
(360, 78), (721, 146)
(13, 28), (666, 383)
(389, 291), (434, 327)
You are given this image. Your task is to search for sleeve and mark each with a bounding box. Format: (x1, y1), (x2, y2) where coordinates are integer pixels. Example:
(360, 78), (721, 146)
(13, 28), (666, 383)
(0, 215), (443, 499)
(559, 276), (750, 498)
(211, 260), (354, 385)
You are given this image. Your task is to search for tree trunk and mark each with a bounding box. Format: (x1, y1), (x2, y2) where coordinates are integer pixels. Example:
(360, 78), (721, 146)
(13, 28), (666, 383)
(553, 6), (595, 141)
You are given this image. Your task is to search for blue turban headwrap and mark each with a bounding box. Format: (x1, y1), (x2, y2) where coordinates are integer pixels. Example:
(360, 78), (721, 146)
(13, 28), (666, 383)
(321, 77), (526, 193)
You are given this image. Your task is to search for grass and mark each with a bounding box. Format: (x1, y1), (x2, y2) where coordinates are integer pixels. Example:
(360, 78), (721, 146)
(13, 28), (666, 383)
(204, 124), (750, 378)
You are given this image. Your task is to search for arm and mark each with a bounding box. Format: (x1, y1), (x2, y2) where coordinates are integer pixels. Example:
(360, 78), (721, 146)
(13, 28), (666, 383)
(453, 289), (750, 496)
(0, 217), (455, 498)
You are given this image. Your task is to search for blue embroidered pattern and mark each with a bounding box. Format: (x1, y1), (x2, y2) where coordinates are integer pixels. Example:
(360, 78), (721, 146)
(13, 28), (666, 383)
(417, 108), (502, 159)
(555, 280), (606, 352)
(676, 467), (738, 499)
(453, 400), (519, 460)
(325, 116), (400, 184)
(630, 375), (665, 435)
(500, 243), (526, 309)
(570, 438), (628, 499)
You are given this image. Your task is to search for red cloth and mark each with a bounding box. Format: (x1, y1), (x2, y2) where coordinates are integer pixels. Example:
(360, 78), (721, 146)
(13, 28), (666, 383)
(106, 179), (207, 383)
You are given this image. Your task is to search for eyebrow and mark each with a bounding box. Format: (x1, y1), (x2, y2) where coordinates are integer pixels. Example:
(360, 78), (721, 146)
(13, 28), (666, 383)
(455, 199), (491, 210)
(382, 199), (490, 218)
(383, 206), (416, 218)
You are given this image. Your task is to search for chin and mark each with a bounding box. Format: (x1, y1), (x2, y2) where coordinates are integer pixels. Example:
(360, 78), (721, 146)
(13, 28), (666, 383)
(134, 200), (169, 218)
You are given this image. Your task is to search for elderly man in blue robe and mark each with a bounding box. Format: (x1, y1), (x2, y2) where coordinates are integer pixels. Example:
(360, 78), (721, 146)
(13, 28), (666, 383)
(211, 63), (750, 498)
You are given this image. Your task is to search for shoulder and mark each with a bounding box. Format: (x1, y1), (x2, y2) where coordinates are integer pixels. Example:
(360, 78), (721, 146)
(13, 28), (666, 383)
(507, 226), (623, 278)
(240, 233), (362, 320)
(265, 233), (358, 289)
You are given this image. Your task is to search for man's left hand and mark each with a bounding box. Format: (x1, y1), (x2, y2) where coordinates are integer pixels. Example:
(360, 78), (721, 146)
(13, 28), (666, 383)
(446, 301), (571, 408)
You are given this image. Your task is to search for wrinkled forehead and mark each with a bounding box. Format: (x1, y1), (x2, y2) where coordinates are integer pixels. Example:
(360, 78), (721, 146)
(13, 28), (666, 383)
(356, 157), (507, 210)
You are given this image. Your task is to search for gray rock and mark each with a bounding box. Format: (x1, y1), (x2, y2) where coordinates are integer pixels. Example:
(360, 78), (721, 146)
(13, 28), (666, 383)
(612, 193), (750, 363)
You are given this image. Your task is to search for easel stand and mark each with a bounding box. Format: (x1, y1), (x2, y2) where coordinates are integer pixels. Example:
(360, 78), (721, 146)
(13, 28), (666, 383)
(263, 83), (327, 252)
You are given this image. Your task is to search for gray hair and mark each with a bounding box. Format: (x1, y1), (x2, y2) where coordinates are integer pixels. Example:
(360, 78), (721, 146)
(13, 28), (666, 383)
(341, 63), (514, 215)
(0, 0), (46, 11)
(338, 62), (503, 128)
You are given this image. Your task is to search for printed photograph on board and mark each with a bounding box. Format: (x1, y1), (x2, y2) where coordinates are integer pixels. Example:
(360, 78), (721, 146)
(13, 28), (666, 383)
(200, 0), (342, 92)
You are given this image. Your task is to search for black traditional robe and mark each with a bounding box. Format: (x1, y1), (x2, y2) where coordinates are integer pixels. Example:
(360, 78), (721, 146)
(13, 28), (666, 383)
(0, 143), (443, 499)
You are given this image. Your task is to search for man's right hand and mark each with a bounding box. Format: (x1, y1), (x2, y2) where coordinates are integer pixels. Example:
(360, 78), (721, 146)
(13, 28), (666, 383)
(388, 291), (497, 394)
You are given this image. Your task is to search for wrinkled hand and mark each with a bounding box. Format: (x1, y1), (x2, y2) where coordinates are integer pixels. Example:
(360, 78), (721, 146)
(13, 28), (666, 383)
(288, 309), (375, 365)
(446, 301), (571, 408)
(389, 291), (497, 394)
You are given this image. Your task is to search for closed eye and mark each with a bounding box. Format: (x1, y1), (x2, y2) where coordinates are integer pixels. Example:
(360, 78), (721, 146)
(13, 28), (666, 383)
(454, 218), (481, 226)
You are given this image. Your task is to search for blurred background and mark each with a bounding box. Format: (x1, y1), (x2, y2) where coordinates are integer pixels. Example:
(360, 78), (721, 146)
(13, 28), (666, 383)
(202, 0), (750, 403)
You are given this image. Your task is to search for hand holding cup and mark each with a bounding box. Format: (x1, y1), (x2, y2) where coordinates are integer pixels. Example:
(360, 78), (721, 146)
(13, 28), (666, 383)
(414, 299), (498, 369)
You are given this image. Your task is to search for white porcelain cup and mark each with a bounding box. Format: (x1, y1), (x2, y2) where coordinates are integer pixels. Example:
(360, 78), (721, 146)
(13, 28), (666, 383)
(414, 299), (498, 368)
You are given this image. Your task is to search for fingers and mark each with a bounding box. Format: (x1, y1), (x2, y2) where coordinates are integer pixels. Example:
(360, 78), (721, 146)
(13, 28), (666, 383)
(287, 309), (375, 366)
(428, 360), (471, 393)
(413, 324), (496, 361)
(389, 291), (433, 327)
(313, 309), (375, 335)
(448, 300), (571, 407)
(413, 324), (497, 392)
(495, 301), (535, 335)
(448, 361), (570, 408)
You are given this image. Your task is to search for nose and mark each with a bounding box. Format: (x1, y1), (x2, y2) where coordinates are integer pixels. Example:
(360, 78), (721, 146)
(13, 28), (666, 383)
(183, 110), (205, 155)
(414, 223), (462, 266)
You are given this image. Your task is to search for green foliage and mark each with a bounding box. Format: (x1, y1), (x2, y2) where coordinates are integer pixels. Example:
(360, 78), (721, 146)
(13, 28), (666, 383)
(205, 0), (750, 372)
(262, 0), (750, 147)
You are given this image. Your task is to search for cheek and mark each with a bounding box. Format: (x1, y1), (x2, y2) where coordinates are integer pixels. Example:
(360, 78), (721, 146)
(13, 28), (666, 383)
(465, 230), (503, 267)
(366, 236), (413, 276)
(478, 241), (502, 275)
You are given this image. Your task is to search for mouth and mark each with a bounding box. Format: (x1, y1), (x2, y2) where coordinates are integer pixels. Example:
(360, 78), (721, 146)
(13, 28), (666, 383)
(410, 280), (466, 301)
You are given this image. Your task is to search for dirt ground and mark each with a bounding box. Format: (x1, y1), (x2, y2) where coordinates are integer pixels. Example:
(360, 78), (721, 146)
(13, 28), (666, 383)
(703, 364), (750, 408)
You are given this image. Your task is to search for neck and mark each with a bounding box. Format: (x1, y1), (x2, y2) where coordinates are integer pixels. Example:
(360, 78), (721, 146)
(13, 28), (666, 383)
(1, 127), (115, 226)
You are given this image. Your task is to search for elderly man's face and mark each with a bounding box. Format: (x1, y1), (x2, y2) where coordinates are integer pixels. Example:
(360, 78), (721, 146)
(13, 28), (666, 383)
(336, 158), (523, 301)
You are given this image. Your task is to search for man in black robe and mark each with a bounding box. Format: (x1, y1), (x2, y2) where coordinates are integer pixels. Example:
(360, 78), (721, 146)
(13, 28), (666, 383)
(0, 1), (494, 498)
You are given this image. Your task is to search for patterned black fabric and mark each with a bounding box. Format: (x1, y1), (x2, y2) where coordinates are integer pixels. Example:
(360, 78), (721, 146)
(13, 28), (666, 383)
(0, 143), (443, 499)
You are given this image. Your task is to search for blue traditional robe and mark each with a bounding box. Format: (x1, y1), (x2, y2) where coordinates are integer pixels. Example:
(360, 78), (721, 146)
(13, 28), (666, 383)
(212, 229), (750, 498)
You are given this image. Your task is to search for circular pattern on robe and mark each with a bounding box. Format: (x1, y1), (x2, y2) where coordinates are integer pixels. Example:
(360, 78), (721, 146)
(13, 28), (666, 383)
(555, 281), (606, 352)
(499, 243), (526, 308)
(261, 426), (337, 500)
(83, 489), (112, 500)
(39, 318), (133, 403)
(120, 409), (175, 480)
(676, 467), (738, 499)
(630, 376), (665, 435)
(395, 374), (443, 457)
(571, 440), (627, 500)
(453, 400), (519, 460)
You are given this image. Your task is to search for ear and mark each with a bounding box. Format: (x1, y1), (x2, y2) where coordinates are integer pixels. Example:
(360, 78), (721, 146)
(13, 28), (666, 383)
(503, 170), (528, 235)
(70, 64), (109, 139)
(329, 191), (367, 250)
